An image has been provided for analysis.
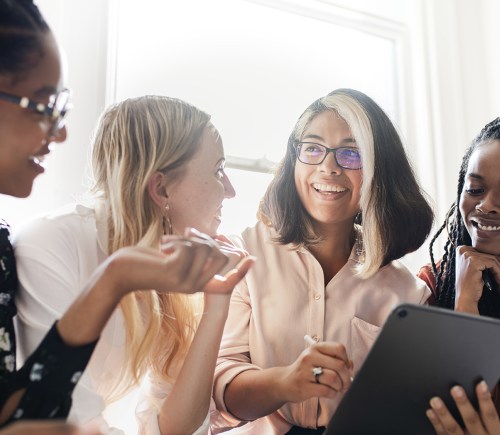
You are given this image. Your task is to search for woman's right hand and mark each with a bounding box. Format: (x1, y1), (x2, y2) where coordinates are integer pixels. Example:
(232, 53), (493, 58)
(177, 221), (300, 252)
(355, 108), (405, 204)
(103, 229), (234, 297)
(454, 246), (500, 313)
(278, 340), (353, 403)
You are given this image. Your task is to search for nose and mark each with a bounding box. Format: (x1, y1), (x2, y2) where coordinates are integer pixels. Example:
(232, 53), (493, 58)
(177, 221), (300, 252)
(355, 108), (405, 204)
(48, 124), (67, 144)
(319, 150), (342, 174)
(477, 192), (500, 214)
(223, 172), (236, 199)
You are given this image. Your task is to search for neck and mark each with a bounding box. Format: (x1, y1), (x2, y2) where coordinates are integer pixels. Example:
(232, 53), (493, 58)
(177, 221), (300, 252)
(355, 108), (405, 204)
(308, 220), (356, 285)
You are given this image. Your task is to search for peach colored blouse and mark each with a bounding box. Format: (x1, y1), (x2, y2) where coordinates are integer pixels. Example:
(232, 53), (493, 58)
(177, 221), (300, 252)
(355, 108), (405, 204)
(212, 222), (430, 434)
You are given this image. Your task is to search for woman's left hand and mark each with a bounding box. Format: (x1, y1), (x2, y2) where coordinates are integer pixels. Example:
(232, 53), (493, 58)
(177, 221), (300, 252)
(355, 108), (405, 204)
(427, 381), (500, 434)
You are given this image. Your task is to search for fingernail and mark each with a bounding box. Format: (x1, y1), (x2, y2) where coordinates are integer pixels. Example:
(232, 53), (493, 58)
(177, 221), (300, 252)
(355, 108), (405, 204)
(451, 385), (464, 398)
(478, 380), (489, 394)
(426, 408), (436, 421)
(430, 397), (442, 409)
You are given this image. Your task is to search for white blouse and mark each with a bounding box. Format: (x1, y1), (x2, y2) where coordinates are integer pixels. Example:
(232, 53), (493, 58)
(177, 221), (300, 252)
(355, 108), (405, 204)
(13, 202), (209, 435)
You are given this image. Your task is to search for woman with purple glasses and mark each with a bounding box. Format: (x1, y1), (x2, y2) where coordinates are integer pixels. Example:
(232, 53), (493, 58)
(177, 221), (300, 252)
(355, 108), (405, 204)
(211, 88), (434, 434)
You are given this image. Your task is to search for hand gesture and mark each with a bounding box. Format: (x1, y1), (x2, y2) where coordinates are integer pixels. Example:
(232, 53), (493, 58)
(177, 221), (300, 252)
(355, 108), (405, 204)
(277, 340), (353, 403)
(455, 246), (500, 313)
(427, 381), (500, 435)
(103, 229), (229, 296)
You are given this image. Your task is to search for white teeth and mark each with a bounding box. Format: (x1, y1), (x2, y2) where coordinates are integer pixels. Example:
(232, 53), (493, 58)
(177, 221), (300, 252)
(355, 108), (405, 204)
(313, 183), (346, 193)
(29, 155), (45, 165)
(477, 223), (500, 231)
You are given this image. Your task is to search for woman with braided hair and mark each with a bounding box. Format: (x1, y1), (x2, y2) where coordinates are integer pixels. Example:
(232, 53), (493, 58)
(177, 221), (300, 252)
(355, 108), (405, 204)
(418, 117), (500, 434)
(0, 1), (252, 433)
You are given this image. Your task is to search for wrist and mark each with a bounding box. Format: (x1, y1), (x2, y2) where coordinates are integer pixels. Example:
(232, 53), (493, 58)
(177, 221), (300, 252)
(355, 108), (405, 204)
(202, 293), (231, 319)
(98, 254), (131, 301)
(455, 295), (480, 314)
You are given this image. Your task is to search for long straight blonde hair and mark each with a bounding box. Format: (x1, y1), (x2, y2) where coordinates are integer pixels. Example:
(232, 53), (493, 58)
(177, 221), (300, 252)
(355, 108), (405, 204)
(90, 95), (210, 400)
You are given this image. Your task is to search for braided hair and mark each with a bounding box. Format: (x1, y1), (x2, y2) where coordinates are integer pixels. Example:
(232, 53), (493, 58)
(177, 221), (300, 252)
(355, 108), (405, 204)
(430, 117), (500, 318)
(0, 0), (50, 80)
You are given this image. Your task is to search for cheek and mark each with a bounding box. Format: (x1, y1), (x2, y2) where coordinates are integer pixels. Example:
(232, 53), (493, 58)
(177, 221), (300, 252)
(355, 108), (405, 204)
(294, 166), (309, 199)
(458, 193), (471, 222)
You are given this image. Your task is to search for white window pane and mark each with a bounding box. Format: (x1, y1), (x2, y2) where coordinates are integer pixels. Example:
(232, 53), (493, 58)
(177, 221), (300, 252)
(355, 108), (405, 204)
(219, 167), (273, 235)
(115, 0), (398, 164)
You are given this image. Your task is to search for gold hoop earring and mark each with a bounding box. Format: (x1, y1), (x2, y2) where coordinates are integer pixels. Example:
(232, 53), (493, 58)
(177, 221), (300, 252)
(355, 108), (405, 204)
(163, 203), (173, 235)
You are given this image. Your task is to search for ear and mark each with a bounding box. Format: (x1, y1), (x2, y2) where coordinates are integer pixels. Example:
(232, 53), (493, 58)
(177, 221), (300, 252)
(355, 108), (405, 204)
(147, 172), (169, 208)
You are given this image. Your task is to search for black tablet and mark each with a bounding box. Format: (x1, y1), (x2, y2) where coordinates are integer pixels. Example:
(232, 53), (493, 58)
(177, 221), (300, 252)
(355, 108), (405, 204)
(324, 304), (500, 435)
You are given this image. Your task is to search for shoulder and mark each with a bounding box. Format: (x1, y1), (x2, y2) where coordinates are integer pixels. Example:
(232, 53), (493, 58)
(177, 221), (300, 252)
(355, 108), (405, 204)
(12, 203), (97, 252)
(235, 221), (283, 253)
(377, 259), (431, 295)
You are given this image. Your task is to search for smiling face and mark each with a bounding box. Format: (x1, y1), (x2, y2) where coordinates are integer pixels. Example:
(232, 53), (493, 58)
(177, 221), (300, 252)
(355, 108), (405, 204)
(0, 32), (67, 198)
(167, 124), (235, 236)
(294, 110), (362, 234)
(459, 140), (500, 256)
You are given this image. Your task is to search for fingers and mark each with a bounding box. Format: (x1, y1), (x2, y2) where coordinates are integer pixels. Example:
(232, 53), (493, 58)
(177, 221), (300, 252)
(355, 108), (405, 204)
(427, 396), (465, 435)
(204, 256), (255, 294)
(302, 342), (353, 395)
(476, 381), (500, 434)
(426, 383), (499, 435)
(450, 385), (487, 434)
(426, 407), (450, 435)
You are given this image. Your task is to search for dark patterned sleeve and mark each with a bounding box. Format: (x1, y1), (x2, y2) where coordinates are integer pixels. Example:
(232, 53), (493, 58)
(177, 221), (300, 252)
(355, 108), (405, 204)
(0, 221), (97, 427)
(2, 322), (97, 425)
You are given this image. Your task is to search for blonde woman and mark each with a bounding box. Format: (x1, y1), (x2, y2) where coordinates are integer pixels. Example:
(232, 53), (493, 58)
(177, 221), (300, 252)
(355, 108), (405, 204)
(13, 96), (253, 434)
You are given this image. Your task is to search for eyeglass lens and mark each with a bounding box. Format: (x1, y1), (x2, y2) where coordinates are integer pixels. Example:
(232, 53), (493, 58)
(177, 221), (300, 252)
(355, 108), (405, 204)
(49, 90), (71, 134)
(297, 143), (361, 169)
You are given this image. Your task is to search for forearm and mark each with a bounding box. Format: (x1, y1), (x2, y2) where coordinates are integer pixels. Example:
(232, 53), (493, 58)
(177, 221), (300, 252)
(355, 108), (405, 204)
(223, 367), (288, 421)
(158, 295), (230, 434)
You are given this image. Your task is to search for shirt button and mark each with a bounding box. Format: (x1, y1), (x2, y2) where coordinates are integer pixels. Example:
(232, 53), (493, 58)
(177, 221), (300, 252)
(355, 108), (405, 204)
(314, 294), (321, 300)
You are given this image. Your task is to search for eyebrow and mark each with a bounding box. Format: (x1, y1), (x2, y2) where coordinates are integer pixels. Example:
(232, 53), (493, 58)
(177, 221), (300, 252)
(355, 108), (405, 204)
(302, 134), (356, 145)
(32, 86), (59, 98)
(467, 173), (484, 181)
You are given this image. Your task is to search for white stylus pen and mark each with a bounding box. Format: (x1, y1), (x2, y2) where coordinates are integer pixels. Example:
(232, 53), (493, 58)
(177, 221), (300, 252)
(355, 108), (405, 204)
(304, 334), (315, 346)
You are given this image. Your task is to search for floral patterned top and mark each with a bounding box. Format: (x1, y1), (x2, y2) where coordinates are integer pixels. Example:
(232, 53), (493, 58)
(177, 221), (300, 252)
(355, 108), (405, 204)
(0, 219), (97, 427)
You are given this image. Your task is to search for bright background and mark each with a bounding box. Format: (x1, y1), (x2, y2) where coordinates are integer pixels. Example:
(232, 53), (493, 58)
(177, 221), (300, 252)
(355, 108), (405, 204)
(1, 0), (499, 432)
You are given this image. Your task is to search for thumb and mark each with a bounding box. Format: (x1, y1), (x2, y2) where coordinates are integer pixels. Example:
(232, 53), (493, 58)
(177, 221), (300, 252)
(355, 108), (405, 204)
(204, 256), (255, 293)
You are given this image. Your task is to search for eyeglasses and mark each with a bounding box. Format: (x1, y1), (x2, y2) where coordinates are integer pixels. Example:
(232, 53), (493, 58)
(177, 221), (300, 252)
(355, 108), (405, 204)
(0, 88), (71, 136)
(295, 142), (362, 169)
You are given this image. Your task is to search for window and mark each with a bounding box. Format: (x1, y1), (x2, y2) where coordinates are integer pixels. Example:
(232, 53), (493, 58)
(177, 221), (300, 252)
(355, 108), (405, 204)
(111, 0), (402, 235)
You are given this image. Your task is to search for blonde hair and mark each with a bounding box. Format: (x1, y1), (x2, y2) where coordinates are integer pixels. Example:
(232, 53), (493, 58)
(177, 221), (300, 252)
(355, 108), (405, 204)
(90, 95), (210, 400)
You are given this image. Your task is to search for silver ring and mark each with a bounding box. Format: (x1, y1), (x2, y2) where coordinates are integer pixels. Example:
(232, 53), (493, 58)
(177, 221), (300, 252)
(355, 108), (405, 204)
(312, 366), (323, 383)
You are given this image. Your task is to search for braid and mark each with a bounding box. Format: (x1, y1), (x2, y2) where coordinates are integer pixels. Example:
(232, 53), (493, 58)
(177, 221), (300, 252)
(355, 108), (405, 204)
(433, 117), (500, 318)
(429, 215), (446, 277)
(0, 0), (50, 77)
